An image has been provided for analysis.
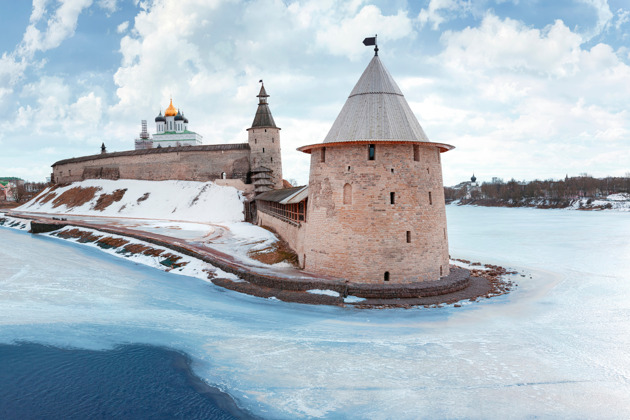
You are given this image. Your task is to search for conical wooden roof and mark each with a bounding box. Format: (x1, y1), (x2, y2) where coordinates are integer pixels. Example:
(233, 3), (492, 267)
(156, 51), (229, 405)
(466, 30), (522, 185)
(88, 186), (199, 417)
(323, 56), (429, 143)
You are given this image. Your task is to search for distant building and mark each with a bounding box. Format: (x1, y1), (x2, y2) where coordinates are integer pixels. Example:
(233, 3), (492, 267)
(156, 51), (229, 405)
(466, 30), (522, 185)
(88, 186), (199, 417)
(52, 86), (282, 191)
(134, 99), (203, 150)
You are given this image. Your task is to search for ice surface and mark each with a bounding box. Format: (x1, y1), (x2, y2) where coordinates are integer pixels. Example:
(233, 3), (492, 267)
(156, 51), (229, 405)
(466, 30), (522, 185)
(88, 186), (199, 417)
(1, 206), (630, 418)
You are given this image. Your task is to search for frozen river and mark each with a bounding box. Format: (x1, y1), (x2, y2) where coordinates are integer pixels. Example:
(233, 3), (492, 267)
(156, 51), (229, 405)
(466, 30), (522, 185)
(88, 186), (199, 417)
(1, 206), (629, 418)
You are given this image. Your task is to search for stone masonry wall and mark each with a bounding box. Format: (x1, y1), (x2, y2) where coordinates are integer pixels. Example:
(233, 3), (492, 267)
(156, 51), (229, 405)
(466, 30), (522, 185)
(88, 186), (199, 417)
(52, 145), (251, 184)
(302, 142), (450, 284)
(256, 210), (306, 266)
(248, 127), (283, 189)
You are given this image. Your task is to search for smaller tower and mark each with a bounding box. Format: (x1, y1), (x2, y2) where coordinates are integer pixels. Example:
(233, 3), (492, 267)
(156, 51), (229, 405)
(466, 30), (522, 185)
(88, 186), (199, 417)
(247, 81), (283, 191)
(101, 143), (106, 154)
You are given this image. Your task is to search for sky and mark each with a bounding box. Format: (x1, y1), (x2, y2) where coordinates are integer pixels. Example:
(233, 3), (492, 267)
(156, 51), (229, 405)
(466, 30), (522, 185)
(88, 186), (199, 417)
(0, 0), (628, 186)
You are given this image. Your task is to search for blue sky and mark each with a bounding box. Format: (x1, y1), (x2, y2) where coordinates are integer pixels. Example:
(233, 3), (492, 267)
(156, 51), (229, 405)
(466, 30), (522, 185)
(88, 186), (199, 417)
(0, 0), (628, 185)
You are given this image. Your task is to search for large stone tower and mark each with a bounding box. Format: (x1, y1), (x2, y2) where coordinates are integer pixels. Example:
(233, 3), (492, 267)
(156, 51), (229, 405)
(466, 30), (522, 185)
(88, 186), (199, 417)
(298, 54), (454, 284)
(248, 83), (283, 192)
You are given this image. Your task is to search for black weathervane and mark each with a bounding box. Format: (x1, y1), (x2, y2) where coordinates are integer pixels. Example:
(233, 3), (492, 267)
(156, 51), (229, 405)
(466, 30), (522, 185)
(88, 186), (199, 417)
(363, 35), (378, 56)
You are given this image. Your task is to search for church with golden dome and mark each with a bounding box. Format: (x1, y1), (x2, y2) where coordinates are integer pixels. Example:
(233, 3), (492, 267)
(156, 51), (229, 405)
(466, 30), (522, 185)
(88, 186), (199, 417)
(135, 98), (203, 149)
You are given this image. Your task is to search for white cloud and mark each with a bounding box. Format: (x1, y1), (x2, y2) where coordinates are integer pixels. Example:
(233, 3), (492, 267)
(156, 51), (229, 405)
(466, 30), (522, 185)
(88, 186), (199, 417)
(615, 8), (630, 30)
(20, 0), (94, 57)
(412, 12), (630, 184)
(439, 15), (583, 77)
(30, 0), (50, 23)
(98, 0), (118, 13)
(117, 20), (129, 33)
(314, 5), (414, 59)
(577, 0), (613, 38)
(418, 0), (471, 30)
(0, 53), (28, 95)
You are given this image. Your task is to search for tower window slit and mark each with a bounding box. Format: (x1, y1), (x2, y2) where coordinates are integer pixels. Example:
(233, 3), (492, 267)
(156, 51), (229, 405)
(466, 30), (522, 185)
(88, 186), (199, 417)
(368, 144), (375, 160)
(263, 148), (265, 153)
(391, 168), (394, 173)
(429, 191), (432, 205)
(406, 231), (411, 243)
(413, 145), (420, 161)
(271, 157), (273, 163)
(343, 183), (352, 205)
(321, 147), (326, 163)
(440, 266), (443, 276)
(390, 192), (395, 205)
(384, 271), (390, 282)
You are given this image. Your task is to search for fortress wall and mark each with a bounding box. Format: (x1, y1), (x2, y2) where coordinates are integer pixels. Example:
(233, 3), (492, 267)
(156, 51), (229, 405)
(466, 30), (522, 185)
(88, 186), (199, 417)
(53, 146), (251, 184)
(256, 210), (306, 265)
(303, 143), (450, 284)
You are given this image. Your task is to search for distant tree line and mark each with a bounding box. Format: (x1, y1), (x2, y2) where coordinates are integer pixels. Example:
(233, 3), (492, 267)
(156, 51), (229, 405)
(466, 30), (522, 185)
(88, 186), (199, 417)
(445, 174), (630, 202)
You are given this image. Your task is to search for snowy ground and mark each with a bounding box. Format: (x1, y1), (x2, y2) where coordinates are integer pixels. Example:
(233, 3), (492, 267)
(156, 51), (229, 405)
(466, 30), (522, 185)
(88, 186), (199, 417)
(19, 179), (246, 223)
(11, 179), (291, 271)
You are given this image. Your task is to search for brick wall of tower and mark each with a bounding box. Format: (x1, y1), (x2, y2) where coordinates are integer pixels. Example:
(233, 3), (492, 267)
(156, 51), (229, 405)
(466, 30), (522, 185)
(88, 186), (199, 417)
(248, 127), (283, 189)
(52, 147), (251, 184)
(302, 143), (450, 284)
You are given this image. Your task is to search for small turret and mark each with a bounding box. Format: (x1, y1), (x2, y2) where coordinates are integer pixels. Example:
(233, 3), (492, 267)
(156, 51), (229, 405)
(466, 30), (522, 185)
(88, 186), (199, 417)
(247, 80), (283, 191)
(101, 143), (106, 154)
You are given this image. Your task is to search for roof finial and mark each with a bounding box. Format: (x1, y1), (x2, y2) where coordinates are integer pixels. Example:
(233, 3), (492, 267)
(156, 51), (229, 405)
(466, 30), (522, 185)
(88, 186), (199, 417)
(363, 34), (378, 56)
(257, 80), (269, 104)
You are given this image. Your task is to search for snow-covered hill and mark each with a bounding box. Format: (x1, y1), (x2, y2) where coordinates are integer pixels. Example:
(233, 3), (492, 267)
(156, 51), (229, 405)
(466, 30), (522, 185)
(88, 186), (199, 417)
(18, 179), (245, 223)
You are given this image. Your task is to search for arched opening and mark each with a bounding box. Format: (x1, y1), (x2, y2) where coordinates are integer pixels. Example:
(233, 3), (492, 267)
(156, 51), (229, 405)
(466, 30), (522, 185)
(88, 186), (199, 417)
(368, 144), (375, 160)
(221, 172), (226, 179)
(384, 271), (390, 282)
(321, 147), (326, 163)
(343, 183), (352, 205)
(390, 192), (395, 205)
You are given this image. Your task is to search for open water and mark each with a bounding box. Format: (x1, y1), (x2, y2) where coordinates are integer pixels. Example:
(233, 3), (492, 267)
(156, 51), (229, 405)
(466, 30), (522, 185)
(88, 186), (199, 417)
(1, 206), (630, 418)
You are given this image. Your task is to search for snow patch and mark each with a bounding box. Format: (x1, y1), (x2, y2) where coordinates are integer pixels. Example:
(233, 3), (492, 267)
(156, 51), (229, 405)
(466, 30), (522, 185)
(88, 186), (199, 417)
(45, 226), (240, 284)
(306, 289), (340, 297)
(343, 295), (366, 303)
(18, 179), (245, 223)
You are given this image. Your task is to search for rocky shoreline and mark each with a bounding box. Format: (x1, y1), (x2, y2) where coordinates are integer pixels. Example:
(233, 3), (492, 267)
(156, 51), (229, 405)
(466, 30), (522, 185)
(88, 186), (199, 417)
(2, 215), (518, 309)
(451, 196), (630, 211)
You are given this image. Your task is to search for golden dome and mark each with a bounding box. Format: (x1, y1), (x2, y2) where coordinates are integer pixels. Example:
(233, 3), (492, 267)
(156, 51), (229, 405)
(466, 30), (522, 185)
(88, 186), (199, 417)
(164, 99), (177, 117)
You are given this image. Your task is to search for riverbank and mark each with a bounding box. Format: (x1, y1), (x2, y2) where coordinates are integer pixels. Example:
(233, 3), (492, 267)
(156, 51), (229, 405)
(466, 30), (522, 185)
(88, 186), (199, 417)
(1, 212), (517, 308)
(451, 193), (630, 211)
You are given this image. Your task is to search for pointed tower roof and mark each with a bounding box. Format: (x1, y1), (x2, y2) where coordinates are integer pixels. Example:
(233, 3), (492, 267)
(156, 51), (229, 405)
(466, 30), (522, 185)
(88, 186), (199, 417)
(250, 82), (277, 128)
(323, 55), (429, 144)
